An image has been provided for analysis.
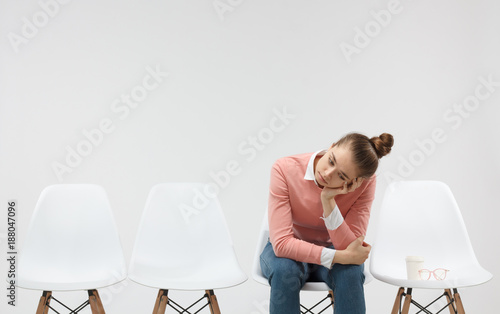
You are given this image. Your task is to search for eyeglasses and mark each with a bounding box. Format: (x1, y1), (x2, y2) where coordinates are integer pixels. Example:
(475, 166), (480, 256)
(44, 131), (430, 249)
(418, 268), (449, 280)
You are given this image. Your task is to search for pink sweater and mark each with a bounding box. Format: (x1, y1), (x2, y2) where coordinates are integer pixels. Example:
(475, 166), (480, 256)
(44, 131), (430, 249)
(268, 152), (376, 265)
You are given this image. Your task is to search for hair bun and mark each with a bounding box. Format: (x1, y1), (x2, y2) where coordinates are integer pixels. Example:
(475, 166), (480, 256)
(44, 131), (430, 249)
(369, 133), (394, 158)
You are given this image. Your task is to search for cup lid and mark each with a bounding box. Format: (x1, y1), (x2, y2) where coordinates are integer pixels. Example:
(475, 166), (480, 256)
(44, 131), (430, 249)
(405, 256), (424, 262)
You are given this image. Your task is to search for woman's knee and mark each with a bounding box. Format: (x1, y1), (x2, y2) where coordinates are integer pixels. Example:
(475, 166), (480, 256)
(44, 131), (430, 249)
(332, 264), (365, 285)
(270, 258), (306, 291)
(261, 247), (306, 291)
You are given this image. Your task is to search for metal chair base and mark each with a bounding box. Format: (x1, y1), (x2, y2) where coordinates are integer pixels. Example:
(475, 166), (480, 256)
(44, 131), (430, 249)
(35, 289), (105, 314)
(392, 287), (466, 314)
(300, 290), (335, 314)
(152, 289), (221, 314)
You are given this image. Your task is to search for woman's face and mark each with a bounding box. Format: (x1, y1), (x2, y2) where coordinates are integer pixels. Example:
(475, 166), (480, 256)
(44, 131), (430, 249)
(314, 144), (359, 189)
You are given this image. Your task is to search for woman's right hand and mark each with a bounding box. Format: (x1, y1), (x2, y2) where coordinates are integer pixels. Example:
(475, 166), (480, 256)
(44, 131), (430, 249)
(321, 177), (365, 207)
(332, 236), (371, 265)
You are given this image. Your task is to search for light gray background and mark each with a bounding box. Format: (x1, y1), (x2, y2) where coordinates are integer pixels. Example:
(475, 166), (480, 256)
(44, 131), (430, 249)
(1, 0), (499, 313)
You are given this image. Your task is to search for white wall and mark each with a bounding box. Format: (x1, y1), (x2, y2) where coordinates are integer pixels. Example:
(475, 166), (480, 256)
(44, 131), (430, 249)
(1, 0), (499, 313)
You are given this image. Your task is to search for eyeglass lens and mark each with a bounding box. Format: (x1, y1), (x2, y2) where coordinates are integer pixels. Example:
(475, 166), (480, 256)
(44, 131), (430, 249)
(418, 268), (448, 280)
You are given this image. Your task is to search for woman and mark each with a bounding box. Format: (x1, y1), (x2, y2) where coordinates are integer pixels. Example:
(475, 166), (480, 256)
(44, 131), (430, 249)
(260, 132), (394, 314)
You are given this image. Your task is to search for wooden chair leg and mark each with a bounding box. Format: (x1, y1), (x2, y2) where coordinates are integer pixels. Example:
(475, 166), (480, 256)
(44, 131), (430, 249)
(36, 291), (52, 314)
(401, 288), (412, 314)
(328, 290), (335, 310)
(391, 287), (404, 314)
(206, 290), (221, 314)
(88, 291), (100, 313)
(454, 289), (465, 314)
(156, 291), (169, 314)
(92, 290), (106, 313)
(152, 289), (162, 313)
(96, 290), (105, 314)
(153, 289), (169, 314)
(444, 289), (455, 314)
(88, 289), (106, 314)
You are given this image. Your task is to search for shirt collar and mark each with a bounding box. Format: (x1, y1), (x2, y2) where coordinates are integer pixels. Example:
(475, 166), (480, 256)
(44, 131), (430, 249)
(304, 150), (326, 186)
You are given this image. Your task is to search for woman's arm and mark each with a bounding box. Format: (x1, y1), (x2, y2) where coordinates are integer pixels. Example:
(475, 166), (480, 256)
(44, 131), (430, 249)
(332, 235), (371, 265)
(268, 159), (325, 265)
(321, 177), (376, 250)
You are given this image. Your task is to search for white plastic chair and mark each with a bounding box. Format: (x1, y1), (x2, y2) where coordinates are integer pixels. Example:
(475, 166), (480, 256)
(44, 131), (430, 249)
(252, 208), (373, 313)
(370, 181), (493, 314)
(17, 184), (127, 314)
(128, 182), (247, 314)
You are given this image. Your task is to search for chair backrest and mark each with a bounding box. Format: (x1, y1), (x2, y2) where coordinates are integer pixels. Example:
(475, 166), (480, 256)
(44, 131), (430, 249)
(18, 184), (127, 291)
(252, 208), (270, 285)
(370, 181), (487, 284)
(128, 182), (247, 289)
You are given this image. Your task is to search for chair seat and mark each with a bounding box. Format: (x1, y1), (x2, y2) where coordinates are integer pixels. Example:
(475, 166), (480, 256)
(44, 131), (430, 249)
(17, 275), (126, 292)
(372, 265), (492, 289)
(129, 256), (247, 290)
(18, 248), (127, 291)
(253, 268), (329, 290)
(302, 282), (332, 291)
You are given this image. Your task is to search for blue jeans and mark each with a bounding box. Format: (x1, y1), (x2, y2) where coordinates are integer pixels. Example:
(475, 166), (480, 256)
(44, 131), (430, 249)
(260, 241), (365, 314)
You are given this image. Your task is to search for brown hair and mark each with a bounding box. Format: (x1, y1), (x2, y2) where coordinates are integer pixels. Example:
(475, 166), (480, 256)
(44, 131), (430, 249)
(335, 132), (394, 178)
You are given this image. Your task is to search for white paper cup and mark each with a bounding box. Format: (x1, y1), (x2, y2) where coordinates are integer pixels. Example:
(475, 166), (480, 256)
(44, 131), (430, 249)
(405, 256), (424, 280)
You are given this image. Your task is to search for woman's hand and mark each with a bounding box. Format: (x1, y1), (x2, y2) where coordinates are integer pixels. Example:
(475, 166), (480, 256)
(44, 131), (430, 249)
(321, 177), (364, 200)
(332, 236), (371, 265)
(321, 178), (365, 217)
